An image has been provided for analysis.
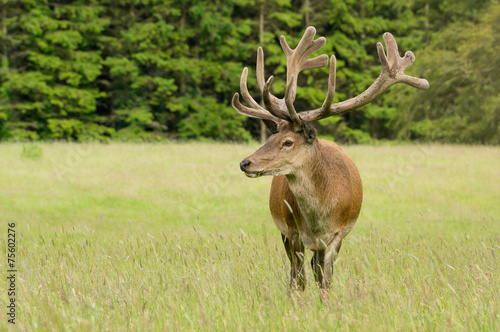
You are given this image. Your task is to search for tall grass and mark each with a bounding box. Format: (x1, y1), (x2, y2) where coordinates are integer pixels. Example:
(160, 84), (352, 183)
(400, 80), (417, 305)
(0, 143), (498, 331)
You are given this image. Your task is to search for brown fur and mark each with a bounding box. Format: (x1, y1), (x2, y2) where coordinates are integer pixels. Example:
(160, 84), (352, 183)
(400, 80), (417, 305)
(241, 123), (362, 289)
(235, 27), (427, 292)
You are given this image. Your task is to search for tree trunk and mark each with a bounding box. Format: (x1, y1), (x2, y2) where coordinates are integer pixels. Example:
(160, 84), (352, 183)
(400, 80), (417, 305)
(1, 0), (7, 71)
(179, 7), (186, 95)
(259, 3), (266, 143)
(304, 0), (310, 27)
(425, 1), (429, 43)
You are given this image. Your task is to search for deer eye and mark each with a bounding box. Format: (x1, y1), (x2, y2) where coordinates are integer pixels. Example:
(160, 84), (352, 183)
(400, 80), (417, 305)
(283, 140), (293, 147)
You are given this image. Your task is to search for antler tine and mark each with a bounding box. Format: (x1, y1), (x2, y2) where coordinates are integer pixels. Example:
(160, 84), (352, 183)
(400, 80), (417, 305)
(256, 47), (283, 106)
(240, 67), (261, 109)
(323, 55), (336, 109)
(300, 32), (429, 122)
(232, 93), (281, 123)
(231, 67), (282, 123)
(281, 29), (328, 72)
(263, 76), (291, 121)
(256, 47), (265, 92)
(377, 33), (429, 89)
(256, 46), (289, 120)
(284, 75), (301, 127)
(311, 55), (337, 120)
(280, 27), (329, 104)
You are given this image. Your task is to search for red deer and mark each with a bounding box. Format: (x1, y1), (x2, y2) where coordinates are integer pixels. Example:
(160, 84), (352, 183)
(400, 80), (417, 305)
(232, 27), (428, 291)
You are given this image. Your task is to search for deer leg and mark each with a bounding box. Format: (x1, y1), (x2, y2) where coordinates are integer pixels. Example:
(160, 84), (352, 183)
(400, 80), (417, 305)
(281, 233), (306, 291)
(311, 235), (343, 289)
(310, 251), (319, 281)
(311, 250), (329, 288)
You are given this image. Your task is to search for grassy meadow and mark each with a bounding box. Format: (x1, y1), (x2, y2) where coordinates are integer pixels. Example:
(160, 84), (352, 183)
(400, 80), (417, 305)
(0, 142), (498, 331)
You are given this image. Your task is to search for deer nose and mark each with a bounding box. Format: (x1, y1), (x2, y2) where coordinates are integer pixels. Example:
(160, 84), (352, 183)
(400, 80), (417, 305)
(240, 160), (251, 172)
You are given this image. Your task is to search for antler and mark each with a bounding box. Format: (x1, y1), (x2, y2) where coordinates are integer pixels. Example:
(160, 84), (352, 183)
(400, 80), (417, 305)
(299, 32), (429, 122)
(231, 65), (281, 124)
(232, 27), (429, 129)
(263, 27), (328, 120)
(232, 26), (329, 127)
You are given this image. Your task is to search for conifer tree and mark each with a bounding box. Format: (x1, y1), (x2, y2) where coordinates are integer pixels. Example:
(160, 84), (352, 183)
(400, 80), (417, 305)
(0, 0), (496, 143)
(0, 0), (110, 140)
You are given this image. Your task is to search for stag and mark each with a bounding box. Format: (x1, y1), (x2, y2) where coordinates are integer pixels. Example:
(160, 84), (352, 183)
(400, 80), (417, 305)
(232, 27), (428, 291)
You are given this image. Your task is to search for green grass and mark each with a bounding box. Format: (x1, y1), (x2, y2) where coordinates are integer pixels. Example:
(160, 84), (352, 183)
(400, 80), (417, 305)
(0, 142), (498, 331)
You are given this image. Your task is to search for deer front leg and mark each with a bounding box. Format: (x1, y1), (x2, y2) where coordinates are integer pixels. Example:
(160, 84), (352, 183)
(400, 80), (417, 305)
(311, 234), (343, 289)
(281, 233), (306, 291)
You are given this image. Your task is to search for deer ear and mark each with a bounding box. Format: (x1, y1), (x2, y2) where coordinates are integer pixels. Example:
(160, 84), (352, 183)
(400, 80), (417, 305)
(262, 119), (279, 134)
(302, 122), (317, 144)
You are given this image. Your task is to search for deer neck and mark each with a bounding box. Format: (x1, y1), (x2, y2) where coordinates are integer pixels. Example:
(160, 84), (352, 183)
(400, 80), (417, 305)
(285, 143), (328, 216)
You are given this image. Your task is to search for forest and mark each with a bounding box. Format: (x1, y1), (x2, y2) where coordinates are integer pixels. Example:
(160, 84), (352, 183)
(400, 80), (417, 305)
(0, 0), (498, 144)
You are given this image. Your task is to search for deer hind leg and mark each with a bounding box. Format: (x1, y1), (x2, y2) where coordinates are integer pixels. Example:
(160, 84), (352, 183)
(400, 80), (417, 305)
(311, 235), (343, 289)
(281, 233), (306, 291)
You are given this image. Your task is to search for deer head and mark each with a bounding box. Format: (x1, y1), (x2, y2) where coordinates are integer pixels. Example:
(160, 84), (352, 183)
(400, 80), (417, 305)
(233, 27), (429, 177)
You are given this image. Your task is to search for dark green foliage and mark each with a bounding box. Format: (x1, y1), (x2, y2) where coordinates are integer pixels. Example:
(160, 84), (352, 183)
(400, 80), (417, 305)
(0, 0), (109, 140)
(389, 2), (500, 144)
(0, 0), (497, 143)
